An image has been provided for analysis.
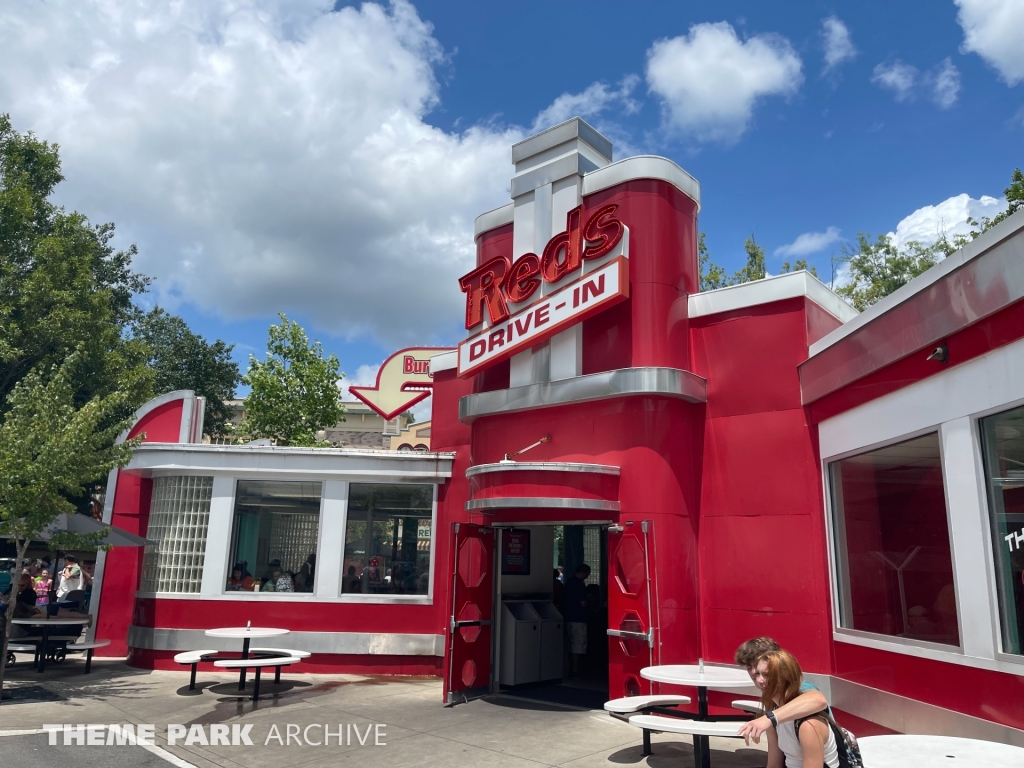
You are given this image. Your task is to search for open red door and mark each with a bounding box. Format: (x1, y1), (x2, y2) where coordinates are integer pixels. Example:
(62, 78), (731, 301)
(607, 520), (659, 699)
(445, 522), (495, 705)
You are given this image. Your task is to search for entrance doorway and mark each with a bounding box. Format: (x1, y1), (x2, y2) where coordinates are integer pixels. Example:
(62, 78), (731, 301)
(492, 524), (609, 710)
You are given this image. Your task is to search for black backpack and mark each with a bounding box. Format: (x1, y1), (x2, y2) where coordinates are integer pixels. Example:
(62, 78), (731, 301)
(793, 711), (864, 768)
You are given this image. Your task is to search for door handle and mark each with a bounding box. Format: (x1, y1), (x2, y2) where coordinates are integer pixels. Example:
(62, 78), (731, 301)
(450, 619), (493, 631)
(606, 628), (654, 647)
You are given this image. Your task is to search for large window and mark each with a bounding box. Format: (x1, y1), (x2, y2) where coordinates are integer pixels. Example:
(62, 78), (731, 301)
(141, 476), (213, 593)
(227, 480), (322, 594)
(343, 484), (433, 596)
(829, 433), (960, 646)
(981, 406), (1024, 656)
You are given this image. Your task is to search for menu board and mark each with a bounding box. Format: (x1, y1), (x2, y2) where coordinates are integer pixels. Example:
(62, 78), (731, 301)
(501, 529), (531, 576)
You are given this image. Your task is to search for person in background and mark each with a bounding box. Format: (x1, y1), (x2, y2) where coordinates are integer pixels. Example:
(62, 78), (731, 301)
(296, 554), (316, 592)
(261, 559), (282, 586)
(82, 560), (95, 610)
(33, 568), (52, 605)
(277, 570), (295, 593)
(1, 573), (39, 612)
(56, 555), (83, 601)
(735, 637), (830, 745)
(757, 650), (838, 768)
(343, 565), (361, 594)
(562, 563), (591, 676)
(261, 568), (279, 592)
(226, 564), (254, 591)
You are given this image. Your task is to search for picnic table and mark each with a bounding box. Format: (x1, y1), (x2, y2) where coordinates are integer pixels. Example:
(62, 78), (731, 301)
(10, 617), (91, 672)
(858, 734), (1024, 767)
(205, 626), (289, 689)
(640, 664), (755, 768)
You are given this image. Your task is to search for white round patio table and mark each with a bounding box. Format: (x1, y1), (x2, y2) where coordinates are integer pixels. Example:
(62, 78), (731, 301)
(640, 665), (754, 768)
(205, 627), (289, 690)
(11, 617), (91, 673)
(859, 735), (1024, 767)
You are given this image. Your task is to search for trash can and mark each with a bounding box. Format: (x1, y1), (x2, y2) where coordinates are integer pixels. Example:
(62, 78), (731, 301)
(532, 601), (563, 681)
(500, 600), (541, 685)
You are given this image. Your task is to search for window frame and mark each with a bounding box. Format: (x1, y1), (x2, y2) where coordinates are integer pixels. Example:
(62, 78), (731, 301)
(222, 477), (327, 597)
(974, 396), (1024, 664)
(823, 425), (966, 654)
(336, 482), (437, 605)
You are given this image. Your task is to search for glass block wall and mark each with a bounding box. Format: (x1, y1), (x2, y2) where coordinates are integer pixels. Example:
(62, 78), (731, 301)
(140, 476), (213, 593)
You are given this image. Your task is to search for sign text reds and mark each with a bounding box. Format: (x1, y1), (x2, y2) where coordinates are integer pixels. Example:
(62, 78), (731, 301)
(456, 204), (628, 376)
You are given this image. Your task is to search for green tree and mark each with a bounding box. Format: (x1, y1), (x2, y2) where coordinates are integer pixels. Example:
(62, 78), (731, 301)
(835, 234), (945, 311)
(135, 307), (240, 435)
(698, 233), (777, 290)
(0, 352), (147, 697)
(780, 259), (819, 278)
(241, 314), (345, 446)
(0, 113), (150, 419)
(969, 167), (1023, 234)
(698, 232), (729, 291)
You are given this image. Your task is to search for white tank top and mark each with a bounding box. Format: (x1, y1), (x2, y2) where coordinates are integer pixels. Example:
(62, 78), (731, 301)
(776, 717), (839, 768)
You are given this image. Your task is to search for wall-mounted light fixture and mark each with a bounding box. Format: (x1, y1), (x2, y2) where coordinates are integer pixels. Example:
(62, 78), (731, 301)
(926, 343), (948, 363)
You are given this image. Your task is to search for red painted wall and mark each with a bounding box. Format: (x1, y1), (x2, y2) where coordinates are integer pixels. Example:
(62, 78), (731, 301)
(690, 297), (836, 674)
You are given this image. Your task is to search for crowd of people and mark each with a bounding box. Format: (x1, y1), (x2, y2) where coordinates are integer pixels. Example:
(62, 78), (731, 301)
(0, 554), (94, 634)
(225, 555), (316, 593)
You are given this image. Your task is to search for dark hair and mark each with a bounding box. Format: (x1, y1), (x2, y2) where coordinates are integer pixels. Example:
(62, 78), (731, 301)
(232, 563), (244, 574)
(735, 636), (781, 668)
(64, 555), (77, 564)
(575, 564), (592, 577)
(758, 650), (804, 711)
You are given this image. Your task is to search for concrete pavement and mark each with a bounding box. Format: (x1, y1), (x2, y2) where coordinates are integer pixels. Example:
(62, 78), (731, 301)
(0, 657), (769, 767)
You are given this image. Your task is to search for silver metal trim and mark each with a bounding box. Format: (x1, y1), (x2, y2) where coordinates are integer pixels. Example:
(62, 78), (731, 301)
(511, 117), (613, 165)
(830, 676), (1024, 746)
(127, 626), (445, 656)
(511, 153), (599, 198)
(465, 497), (620, 512)
(490, 519), (614, 527)
(465, 461), (620, 478)
(474, 203), (515, 239)
(581, 155), (701, 209)
(459, 367), (706, 423)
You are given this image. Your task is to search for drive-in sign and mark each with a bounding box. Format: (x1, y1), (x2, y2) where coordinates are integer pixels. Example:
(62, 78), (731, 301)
(457, 257), (628, 377)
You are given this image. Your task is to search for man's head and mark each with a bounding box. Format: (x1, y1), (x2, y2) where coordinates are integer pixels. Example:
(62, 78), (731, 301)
(17, 573), (31, 590)
(64, 555), (77, 565)
(575, 564), (591, 580)
(735, 637), (781, 684)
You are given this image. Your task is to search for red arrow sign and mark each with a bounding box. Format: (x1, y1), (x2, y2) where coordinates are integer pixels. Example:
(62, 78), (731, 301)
(348, 347), (454, 421)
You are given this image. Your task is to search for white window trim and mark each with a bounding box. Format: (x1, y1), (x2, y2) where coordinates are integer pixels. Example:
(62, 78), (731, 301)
(819, 335), (1024, 675)
(335, 483), (437, 605)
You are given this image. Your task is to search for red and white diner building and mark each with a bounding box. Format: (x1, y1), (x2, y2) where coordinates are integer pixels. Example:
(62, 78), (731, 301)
(89, 119), (1024, 744)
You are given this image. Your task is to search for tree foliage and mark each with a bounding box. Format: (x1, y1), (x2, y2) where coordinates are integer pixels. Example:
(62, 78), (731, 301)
(134, 307), (240, 434)
(834, 234), (947, 311)
(699, 234), (779, 290)
(241, 314), (345, 446)
(0, 114), (151, 420)
(0, 351), (145, 695)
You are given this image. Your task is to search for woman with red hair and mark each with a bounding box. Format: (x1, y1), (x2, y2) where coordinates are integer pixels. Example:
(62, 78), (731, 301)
(755, 650), (839, 768)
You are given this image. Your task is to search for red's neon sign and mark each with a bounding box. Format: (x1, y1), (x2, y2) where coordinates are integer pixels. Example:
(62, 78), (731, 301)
(458, 204), (624, 330)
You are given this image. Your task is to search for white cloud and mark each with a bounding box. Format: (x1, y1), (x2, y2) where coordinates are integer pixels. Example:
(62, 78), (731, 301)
(929, 58), (962, 108)
(775, 227), (842, 257)
(339, 363), (381, 401)
(530, 76), (641, 134)
(887, 193), (1006, 250)
(872, 60), (918, 101)
(956, 0), (1024, 86)
(821, 16), (856, 73)
(645, 21), (803, 144)
(0, 0), (528, 346)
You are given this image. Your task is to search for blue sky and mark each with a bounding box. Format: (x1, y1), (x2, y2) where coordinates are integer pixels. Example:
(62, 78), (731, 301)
(0, 1), (1020, 399)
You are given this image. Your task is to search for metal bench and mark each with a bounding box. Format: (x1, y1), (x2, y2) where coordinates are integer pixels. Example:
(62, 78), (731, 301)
(173, 649), (220, 690)
(6, 643), (35, 667)
(249, 647), (311, 659)
(732, 699), (764, 715)
(628, 714), (744, 738)
(64, 639), (111, 673)
(605, 695), (692, 756)
(213, 656), (302, 701)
